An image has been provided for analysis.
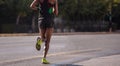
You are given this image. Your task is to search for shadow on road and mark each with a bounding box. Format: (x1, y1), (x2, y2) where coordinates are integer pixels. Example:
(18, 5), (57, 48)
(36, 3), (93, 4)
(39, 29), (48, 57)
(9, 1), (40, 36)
(51, 64), (83, 66)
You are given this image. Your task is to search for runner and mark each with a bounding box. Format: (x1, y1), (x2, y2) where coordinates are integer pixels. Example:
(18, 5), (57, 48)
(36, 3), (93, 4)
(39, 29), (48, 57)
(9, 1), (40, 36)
(30, 0), (58, 64)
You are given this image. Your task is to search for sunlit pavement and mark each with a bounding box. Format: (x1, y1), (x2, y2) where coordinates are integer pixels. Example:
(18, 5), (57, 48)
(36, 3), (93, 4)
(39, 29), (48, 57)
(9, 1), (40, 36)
(0, 33), (120, 66)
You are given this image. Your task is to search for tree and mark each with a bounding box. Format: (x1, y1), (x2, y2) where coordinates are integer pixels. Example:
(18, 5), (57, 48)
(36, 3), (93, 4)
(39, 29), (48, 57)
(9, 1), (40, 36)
(4, 0), (32, 25)
(0, 0), (4, 5)
(58, 0), (109, 31)
(59, 0), (108, 20)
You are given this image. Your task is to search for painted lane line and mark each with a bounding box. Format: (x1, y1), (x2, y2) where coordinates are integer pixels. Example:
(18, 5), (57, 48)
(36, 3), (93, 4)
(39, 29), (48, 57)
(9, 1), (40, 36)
(0, 48), (101, 65)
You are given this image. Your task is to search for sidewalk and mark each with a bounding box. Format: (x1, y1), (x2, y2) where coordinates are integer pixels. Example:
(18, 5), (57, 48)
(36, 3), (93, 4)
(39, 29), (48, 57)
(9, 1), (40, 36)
(75, 54), (120, 66)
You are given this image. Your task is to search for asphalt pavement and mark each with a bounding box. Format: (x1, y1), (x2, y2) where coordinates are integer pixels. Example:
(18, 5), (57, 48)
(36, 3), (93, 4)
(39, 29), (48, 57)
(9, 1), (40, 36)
(0, 33), (120, 66)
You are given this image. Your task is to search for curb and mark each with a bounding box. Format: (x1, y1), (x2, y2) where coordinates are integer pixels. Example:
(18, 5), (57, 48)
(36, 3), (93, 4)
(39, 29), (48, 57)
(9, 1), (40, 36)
(0, 32), (120, 37)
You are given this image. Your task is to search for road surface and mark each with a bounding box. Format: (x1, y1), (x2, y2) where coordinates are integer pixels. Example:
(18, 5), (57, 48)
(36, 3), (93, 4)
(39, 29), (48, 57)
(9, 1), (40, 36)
(0, 33), (120, 66)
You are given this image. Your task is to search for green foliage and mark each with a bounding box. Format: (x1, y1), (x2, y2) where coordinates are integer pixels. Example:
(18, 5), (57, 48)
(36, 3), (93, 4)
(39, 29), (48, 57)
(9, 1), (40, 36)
(114, 0), (120, 3)
(0, 0), (4, 5)
(1, 0), (120, 32)
(4, 0), (33, 16)
(1, 0), (120, 21)
(59, 0), (108, 21)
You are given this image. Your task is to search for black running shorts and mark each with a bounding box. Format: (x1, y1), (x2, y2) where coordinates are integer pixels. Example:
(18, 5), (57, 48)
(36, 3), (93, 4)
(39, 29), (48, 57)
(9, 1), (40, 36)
(38, 17), (54, 29)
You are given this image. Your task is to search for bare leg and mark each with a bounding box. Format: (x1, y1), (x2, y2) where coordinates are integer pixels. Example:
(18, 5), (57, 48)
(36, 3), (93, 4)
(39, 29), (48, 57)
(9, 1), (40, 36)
(43, 28), (53, 58)
(39, 28), (46, 41)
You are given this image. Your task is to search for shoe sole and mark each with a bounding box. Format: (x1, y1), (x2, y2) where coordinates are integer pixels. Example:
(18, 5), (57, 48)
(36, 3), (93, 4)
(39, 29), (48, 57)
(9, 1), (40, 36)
(42, 62), (50, 64)
(36, 37), (41, 51)
(36, 43), (41, 51)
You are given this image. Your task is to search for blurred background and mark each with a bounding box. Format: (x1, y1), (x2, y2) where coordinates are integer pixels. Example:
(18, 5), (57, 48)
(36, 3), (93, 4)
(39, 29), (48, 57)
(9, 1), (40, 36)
(0, 0), (120, 33)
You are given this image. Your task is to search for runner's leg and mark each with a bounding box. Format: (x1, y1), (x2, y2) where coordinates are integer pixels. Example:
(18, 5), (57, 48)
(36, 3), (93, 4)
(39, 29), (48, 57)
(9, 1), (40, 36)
(43, 28), (53, 58)
(39, 28), (46, 41)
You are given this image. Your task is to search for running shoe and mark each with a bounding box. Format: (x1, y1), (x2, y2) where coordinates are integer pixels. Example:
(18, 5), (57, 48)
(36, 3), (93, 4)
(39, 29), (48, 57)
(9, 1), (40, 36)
(41, 58), (50, 64)
(36, 37), (42, 51)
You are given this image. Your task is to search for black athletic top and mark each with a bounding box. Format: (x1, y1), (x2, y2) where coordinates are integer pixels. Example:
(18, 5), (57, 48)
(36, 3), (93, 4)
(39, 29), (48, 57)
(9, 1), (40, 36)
(38, 0), (55, 18)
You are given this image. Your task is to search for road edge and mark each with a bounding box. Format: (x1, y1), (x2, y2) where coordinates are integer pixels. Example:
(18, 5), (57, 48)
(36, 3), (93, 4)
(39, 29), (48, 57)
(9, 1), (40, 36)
(0, 32), (120, 37)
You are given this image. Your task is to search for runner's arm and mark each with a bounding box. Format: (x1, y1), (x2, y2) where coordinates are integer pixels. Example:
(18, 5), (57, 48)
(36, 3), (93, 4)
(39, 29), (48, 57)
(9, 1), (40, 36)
(54, 0), (58, 16)
(30, 0), (39, 10)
